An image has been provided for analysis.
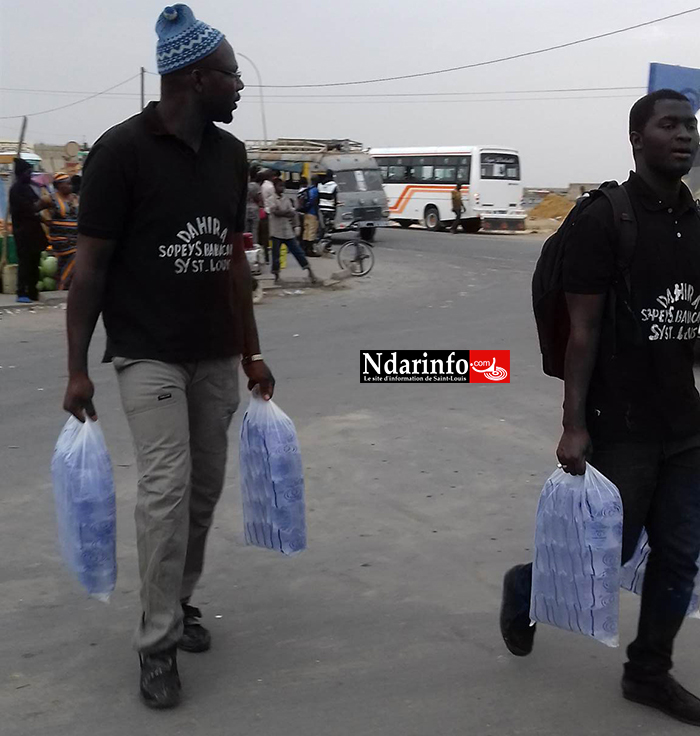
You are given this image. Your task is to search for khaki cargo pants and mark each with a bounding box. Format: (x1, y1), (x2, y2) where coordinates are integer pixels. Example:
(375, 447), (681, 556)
(113, 357), (239, 653)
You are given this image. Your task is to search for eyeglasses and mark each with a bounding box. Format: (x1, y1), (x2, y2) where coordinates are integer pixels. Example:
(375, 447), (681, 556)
(199, 67), (243, 82)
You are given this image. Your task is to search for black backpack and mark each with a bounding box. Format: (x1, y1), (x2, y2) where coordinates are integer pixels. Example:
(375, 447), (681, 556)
(532, 182), (637, 379)
(297, 188), (310, 214)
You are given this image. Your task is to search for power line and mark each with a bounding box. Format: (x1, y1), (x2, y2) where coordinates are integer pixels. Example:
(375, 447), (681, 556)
(242, 7), (700, 88)
(0, 87), (144, 97)
(258, 93), (643, 106)
(0, 84), (647, 99)
(262, 86), (647, 99)
(0, 74), (140, 120)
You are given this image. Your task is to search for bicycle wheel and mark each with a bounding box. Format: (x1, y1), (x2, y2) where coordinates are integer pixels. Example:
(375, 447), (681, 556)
(337, 240), (375, 276)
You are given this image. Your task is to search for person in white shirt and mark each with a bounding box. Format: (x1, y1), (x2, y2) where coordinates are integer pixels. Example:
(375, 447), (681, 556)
(317, 171), (338, 253)
(261, 169), (276, 214)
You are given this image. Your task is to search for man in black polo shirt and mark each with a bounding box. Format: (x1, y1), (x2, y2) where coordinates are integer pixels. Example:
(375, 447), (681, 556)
(501, 90), (700, 726)
(63, 4), (274, 709)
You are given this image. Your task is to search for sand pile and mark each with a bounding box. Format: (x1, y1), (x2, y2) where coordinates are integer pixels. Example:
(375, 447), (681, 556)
(529, 194), (574, 220)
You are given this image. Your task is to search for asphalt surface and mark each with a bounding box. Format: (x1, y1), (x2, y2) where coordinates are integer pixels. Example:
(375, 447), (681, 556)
(2, 226), (698, 736)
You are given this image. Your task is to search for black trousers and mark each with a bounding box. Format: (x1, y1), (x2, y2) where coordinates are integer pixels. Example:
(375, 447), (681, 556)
(450, 210), (464, 233)
(16, 235), (42, 300)
(513, 434), (700, 680)
(271, 237), (309, 275)
(258, 216), (270, 263)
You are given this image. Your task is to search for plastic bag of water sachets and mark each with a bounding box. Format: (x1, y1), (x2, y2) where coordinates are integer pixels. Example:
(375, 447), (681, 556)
(51, 417), (117, 602)
(239, 392), (306, 555)
(530, 464), (623, 647)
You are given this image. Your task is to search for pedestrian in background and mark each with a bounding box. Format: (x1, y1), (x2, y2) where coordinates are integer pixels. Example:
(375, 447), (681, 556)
(63, 4), (274, 709)
(450, 183), (465, 234)
(318, 170), (338, 253)
(298, 175), (321, 257)
(256, 169), (272, 263)
(48, 172), (79, 290)
(269, 177), (316, 283)
(9, 157), (52, 303)
(246, 164), (263, 244)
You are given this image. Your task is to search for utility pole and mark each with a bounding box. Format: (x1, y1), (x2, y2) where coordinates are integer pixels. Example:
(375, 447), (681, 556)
(238, 53), (268, 145)
(140, 67), (146, 111)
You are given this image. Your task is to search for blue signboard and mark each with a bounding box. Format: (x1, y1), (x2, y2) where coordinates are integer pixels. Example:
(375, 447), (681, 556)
(648, 63), (700, 112)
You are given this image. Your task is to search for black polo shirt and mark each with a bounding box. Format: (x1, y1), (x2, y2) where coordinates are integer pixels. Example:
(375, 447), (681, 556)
(563, 172), (700, 441)
(78, 102), (248, 363)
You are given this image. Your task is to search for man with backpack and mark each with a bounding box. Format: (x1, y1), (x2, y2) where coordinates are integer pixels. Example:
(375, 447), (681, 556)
(501, 89), (700, 726)
(298, 175), (321, 257)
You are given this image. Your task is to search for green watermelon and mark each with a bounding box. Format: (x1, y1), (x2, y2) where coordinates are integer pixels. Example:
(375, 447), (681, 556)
(42, 256), (58, 277)
(43, 277), (57, 291)
(36, 280), (44, 292)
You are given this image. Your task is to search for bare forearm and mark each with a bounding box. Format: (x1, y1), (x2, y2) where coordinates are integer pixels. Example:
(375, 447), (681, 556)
(562, 325), (600, 430)
(66, 267), (106, 376)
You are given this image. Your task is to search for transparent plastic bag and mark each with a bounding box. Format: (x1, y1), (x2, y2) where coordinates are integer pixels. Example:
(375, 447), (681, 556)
(621, 531), (700, 618)
(51, 417), (117, 601)
(530, 463), (623, 647)
(239, 392), (306, 555)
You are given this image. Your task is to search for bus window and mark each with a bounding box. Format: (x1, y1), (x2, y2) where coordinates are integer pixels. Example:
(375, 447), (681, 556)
(336, 169), (385, 192)
(457, 156), (471, 184)
(363, 169), (385, 190)
(412, 165), (434, 182)
(434, 166), (456, 182)
(480, 153), (520, 180)
(387, 165), (407, 182)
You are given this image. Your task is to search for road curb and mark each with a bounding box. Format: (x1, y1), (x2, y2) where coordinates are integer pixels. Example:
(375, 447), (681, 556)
(0, 291), (68, 311)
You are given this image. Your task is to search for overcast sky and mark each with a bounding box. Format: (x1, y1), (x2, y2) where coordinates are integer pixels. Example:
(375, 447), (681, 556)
(1, 0), (699, 186)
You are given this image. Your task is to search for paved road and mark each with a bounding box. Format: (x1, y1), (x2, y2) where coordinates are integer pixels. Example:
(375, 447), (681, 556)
(2, 228), (696, 736)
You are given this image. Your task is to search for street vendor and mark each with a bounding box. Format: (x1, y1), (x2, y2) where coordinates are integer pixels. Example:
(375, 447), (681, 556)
(9, 157), (52, 302)
(48, 172), (79, 289)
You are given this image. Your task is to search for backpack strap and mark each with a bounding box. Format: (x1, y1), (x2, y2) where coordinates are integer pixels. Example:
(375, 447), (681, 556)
(600, 184), (637, 295)
(599, 182), (644, 350)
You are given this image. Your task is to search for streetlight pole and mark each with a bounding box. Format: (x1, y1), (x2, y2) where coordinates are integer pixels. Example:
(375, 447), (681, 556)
(238, 53), (268, 145)
(140, 67), (146, 111)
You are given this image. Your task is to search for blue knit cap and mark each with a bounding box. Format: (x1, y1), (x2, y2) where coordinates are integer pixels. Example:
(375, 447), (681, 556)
(156, 4), (225, 75)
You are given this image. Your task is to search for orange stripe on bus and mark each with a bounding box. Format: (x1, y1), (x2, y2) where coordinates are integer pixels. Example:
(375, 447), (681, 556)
(388, 184), (468, 214)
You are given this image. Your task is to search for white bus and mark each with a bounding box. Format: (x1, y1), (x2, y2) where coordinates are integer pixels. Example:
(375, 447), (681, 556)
(369, 146), (526, 232)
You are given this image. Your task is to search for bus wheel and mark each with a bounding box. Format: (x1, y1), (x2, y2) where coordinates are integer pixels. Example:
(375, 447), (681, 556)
(424, 206), (442, 231)
(360, 226), (376, 242)
(398, 219), (412, 229)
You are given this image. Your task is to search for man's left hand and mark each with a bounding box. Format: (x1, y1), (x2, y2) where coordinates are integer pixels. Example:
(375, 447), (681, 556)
(244, 360), (275, 400)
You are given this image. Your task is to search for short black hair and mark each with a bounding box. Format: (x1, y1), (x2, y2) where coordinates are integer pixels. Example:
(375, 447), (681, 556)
(629, 89), (691, 134)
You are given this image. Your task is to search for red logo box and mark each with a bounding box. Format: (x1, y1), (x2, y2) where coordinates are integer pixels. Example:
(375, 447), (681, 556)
(469, 350), (511, 383)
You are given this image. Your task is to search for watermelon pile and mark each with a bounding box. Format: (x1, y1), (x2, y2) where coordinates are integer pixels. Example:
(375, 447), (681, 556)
(37, 251), (59, 292)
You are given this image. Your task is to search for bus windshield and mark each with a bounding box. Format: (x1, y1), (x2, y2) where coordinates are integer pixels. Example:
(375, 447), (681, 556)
(480, 153), (520, 181)
(336, 169), (385, 192)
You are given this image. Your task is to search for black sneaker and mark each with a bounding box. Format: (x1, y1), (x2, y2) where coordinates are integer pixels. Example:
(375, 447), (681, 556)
(500, 564), (536, 657)
(178, 604), (211, 653)
(623, 674), (700, 726)
(139, 647), (181, 709)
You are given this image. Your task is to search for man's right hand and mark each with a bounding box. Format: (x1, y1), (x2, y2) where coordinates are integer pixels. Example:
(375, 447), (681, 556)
(63, 373), (97, 422)
(556, 427), (591, 476)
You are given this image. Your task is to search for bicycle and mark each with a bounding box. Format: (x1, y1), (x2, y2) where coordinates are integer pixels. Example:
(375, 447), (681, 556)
(336, 237), (375, 276)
